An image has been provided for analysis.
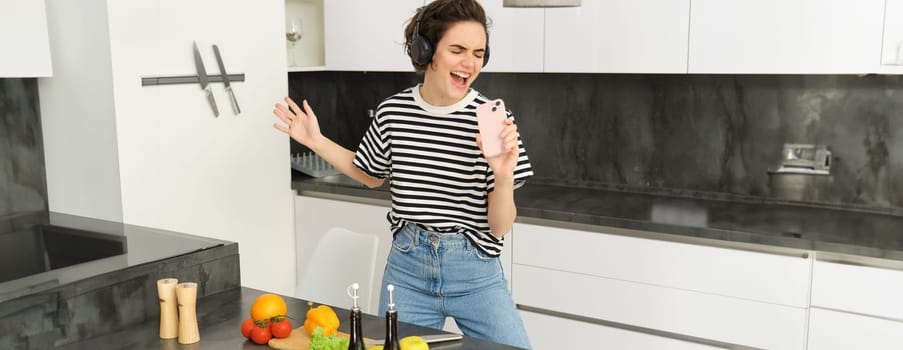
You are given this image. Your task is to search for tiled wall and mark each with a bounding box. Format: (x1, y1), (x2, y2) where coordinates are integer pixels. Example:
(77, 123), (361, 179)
(0, 78), (47, 217)
(289, 72), (903, 213)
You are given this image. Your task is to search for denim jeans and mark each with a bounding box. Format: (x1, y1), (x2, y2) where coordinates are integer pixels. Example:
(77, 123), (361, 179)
(377, 223), (532, 349)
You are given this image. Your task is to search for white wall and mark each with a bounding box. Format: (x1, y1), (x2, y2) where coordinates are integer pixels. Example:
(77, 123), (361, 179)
(40, 0), (296, 296)
(39, 0), (123, 223)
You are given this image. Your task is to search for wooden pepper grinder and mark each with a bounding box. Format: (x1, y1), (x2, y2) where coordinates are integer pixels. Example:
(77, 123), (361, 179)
(157, 278), (179, 339)
(176, 282), (200, 344)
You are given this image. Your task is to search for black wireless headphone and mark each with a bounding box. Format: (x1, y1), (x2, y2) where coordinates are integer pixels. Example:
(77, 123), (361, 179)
(408, 6), (490, 68)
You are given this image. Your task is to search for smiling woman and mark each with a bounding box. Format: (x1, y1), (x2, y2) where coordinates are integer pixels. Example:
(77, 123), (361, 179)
(272, 0), (533, 348)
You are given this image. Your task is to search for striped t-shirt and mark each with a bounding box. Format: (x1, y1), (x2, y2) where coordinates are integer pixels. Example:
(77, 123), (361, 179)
(352, 85), (533, 257)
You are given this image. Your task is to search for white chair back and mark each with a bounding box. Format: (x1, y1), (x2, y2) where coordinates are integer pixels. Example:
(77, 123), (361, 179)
(297, 227), (380, 314)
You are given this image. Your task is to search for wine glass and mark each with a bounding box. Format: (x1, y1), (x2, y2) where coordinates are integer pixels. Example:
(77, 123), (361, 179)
(286, 18), (303, 66)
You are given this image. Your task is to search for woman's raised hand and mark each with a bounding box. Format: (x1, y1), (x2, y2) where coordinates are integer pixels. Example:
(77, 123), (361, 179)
(273, 97), (323, 149)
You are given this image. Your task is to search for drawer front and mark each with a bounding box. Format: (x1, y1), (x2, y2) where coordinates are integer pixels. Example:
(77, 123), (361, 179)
(807, 308), (903, 350)
(520, 310), (724, 350)
(513, 264), (807, 350)
(512, 222), (811, 307)
(811, 260), (903, 320)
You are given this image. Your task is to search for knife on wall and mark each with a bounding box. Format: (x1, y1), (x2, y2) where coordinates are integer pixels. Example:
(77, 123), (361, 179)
(192, 41), (219, 117)
(212, 45), (241, 115)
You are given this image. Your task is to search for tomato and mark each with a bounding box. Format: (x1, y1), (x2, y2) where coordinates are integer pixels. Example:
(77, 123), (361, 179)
(250, 293), (288, 321)
(250, 326), (273, 345)
(269, 318), (293, 339)
(240, 317), (256, 339)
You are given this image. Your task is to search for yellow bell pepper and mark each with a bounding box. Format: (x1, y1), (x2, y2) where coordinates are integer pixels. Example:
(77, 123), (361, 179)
(303, 301), (340, 336)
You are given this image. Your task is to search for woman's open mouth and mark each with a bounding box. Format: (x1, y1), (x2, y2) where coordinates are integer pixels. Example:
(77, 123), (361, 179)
(451, 71), (470, 88)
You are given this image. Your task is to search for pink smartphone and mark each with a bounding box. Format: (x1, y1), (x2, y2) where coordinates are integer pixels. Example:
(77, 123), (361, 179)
(476, 99), (507, 158)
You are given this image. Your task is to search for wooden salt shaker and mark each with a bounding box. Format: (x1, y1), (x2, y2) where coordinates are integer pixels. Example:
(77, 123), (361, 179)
(176, 282), (200, 344)
(157, 278), (179, 339)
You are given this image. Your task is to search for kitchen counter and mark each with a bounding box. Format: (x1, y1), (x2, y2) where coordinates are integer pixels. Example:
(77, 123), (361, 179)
(57, 286), (524, 350)
(1, 211), (240, 349)
(292, 172), (903, 268)
(0, 211), (229, 303)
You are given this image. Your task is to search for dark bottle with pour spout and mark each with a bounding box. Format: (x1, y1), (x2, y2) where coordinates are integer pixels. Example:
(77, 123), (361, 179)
(383, 284), (401, 350)
(347, 283), (366, 350)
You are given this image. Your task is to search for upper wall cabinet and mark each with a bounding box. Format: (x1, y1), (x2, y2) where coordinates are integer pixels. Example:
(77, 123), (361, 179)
(324, 0), (424, 71)
(0, 0), (52, 77)
(689, 0), (885, 74)
(286, 0), (325, 70)
(481, 0), (544, 73)
(543, 0), (690, 74)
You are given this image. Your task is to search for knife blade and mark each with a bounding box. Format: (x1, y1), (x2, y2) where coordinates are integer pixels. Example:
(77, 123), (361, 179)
(192, 41), (219, 117)
(212, 44), (241, 115)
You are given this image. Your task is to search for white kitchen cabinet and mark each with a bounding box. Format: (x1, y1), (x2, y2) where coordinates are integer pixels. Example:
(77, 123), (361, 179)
(514, 265), (807, 350)
(543, 0), (690, 73)
(811, 260), (903, 321)
(688, 0), (885, 74)
(511, 222), (810, 350)
(286, 0), (325, 70)
(0, 0), (53, 77)
(807, 307), (903, 350)
(807, 259), (903, 349)
(479, 0), (543, 73)
(38, 0), (295, 295)
(513, 222), (811, 307)
(521, 310), (724, 350)
(324, 0), (424, 71)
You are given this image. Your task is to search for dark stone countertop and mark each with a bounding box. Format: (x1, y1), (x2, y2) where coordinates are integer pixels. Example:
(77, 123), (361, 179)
(57, 286), (524, 350)
(0, 211), (229, 303)
(292, 172), (903, 267)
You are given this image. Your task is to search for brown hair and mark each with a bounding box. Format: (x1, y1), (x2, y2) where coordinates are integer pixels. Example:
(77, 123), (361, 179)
(403, 0), (490, 73)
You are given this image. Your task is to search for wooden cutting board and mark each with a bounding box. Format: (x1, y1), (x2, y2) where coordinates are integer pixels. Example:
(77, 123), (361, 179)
(268, 327), (373, 350)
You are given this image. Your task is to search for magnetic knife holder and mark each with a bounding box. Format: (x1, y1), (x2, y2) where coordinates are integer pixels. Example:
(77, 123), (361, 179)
(140, 74), (244, 86)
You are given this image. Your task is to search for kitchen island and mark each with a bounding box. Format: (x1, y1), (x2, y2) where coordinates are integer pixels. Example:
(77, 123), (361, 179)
(0, 211), (239, 349)
(56, 286), (524, 350)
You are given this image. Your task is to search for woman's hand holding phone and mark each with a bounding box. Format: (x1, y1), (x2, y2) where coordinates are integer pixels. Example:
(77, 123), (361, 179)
(476, 99), (519, 177)
(476, 99), (506, 158)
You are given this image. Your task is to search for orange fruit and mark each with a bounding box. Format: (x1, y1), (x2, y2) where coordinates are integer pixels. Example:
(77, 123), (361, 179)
(250, 293), (287, 321)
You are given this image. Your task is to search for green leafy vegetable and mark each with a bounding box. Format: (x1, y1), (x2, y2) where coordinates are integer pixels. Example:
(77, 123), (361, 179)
(309, 327), (350, 350)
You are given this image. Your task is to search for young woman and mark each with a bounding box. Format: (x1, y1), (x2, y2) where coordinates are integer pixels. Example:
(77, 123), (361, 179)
(273, 1), (533, 348)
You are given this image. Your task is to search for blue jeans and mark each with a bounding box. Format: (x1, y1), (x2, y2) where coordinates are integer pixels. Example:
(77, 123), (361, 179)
(378, 223), (532, 349)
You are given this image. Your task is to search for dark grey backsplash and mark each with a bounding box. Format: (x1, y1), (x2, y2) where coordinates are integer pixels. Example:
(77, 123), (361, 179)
(289, 72), (902, 214)
(0, 78), (47, 218)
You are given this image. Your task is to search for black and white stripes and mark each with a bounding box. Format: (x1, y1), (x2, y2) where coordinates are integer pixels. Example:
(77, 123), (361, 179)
(353, 86), (533, 257)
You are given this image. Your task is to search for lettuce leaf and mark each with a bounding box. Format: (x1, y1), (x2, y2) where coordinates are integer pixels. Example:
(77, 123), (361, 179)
(309, 327), (350, 350)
